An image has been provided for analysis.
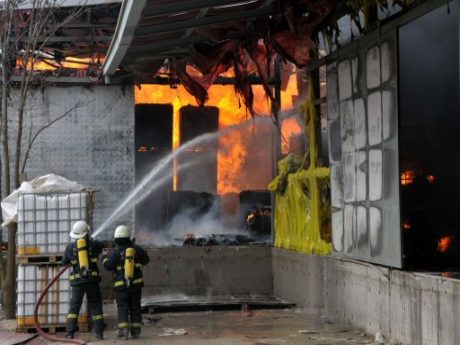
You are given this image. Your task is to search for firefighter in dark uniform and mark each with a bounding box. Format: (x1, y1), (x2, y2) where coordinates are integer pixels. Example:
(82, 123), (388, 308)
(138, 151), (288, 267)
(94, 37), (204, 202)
(103, 225), (150, 339)
(62, 220), (104, 340)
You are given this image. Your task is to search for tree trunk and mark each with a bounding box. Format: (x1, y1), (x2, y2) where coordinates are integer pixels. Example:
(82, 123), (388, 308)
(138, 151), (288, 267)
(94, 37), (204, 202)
(1, 58), (11, 198)
(2, 223), (17, 319)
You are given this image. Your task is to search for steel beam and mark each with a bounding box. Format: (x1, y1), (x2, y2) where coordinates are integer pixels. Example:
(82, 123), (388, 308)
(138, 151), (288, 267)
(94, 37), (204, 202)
(128, 34), (211, 55)
(136, 6), (275, 37)
(142, 0), (260, 18)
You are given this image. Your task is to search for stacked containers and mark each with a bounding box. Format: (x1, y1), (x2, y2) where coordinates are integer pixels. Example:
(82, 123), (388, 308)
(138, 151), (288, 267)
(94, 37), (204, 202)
(16, 191), (92, 330)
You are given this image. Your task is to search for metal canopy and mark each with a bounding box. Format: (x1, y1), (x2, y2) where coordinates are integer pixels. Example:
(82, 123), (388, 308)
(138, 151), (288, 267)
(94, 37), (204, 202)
(103, 0), (278, 81)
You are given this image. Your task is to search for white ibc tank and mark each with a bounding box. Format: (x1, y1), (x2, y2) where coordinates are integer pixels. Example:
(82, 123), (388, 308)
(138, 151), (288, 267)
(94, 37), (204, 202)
(17, 264), (88, 327)
(17, 192), (91, 255)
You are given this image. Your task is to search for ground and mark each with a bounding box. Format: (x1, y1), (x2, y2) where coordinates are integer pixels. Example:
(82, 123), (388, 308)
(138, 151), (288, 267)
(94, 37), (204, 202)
(0, 303), (388, 345)
(1, 302), (381, 345)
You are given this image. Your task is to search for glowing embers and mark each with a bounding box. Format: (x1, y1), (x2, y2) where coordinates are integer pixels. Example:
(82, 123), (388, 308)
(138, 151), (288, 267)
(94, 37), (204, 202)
(400, 169), (415, 186)
(137, 145), (160, 153)
(438, 235), (454, 254)
(402, 219), (411, 231)
(400, 169), (436, 186)
(426, 174), (435, 184)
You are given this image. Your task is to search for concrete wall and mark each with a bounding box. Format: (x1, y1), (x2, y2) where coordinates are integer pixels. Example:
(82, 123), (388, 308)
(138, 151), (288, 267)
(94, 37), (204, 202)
(272, 248), (325, 314)
(101, 246), (273, 298)
(9, 85), (135, 240)
(272, 248), (460, 345)
(142, 247), (273, 296)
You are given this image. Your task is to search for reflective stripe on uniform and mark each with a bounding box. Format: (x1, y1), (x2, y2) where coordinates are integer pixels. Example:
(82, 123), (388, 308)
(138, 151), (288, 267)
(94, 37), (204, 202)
(116, 266), (122, 271)
(68, 313), (78, 319)
(91, 271), (99, 276)
(71, 260), (77, 264)
(135, 263), (142, 268)
(131, 323), (142, 328)
(91, 258), (98, 263)
(118, 322), (129, 328)
(69, 274), (81, 280)
(133, 278), (144, 284)
(114, 281), (124, 287)
(103, 258), (108, 264)
(92, 315), (103, 321)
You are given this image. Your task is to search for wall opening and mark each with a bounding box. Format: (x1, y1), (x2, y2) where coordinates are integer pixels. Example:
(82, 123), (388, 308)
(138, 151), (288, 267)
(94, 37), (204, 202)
(135, 103), (173, 236)
(399, 1), (460, 269)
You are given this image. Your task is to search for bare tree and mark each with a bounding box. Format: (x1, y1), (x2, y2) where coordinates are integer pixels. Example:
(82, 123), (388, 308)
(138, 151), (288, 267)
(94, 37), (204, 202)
(0, 0), (85, 319)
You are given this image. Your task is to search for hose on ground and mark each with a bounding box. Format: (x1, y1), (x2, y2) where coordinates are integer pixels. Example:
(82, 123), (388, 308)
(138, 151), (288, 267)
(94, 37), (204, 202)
(34, 264), (86, 345)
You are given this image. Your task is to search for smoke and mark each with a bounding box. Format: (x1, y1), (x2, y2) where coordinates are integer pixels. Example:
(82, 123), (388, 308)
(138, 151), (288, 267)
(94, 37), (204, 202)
(137, 197), (249, 246)
(93, 116), (276, 238)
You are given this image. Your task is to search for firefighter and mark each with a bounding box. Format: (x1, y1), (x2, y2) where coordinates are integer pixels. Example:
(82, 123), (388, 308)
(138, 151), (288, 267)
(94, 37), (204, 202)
(103, 225), (150, 339)
(62, 220), (104, 340)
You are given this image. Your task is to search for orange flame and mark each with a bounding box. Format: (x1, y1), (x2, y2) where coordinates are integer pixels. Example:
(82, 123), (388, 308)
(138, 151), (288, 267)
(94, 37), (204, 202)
(438, 235), (454, 254)
(281, 117), (303, 154)
(18, 57), (100, 71)
(134, 68), (300, 195)
(401, 169), (415, 186)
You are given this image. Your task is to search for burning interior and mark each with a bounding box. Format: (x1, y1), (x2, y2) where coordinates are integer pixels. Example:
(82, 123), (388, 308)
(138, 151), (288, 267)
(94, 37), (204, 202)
(133, 67), (307, 247)
(399, 2), (460, 270)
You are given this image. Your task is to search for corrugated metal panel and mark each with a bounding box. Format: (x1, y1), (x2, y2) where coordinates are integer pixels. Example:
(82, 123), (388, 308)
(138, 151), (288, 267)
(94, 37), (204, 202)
(0, 332), (37, 345)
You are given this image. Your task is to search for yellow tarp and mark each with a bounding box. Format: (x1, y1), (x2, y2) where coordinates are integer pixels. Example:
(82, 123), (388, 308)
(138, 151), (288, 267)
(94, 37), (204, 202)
(268, 154), (332, 255)
(268, 73), (332, 255)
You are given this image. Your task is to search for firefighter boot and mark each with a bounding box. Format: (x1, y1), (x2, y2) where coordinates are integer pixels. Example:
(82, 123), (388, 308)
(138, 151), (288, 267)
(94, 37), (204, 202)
(118, 328), (129, 340)
(131, 327), (141, 339)
(64, 332), (74, 339)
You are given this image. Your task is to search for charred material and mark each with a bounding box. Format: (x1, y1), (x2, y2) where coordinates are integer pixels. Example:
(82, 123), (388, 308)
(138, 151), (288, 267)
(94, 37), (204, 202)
(245, 206), (271, 235)
(182, 234), (257, 247)
(239, 190), (271, 235)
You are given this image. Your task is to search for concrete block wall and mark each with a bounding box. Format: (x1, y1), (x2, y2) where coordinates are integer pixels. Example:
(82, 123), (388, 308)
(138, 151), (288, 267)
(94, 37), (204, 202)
(8, 85), (135, 240)
(139, 247), (273, 297)
(272, 248), (460, 345)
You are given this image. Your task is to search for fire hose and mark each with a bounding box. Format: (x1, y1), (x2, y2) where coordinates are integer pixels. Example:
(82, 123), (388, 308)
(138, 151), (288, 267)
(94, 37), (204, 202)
(34, 264), (86, 345)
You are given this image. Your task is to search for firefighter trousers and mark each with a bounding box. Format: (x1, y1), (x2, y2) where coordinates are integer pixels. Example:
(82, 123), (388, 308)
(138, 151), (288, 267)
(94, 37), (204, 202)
(66, 282), (104, 335)
(115, 287), (142, 335)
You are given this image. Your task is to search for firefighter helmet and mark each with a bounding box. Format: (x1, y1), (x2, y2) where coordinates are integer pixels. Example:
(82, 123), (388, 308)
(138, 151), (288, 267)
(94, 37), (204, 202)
(70, 220), (90, 239)
(114, 225), (130, 239)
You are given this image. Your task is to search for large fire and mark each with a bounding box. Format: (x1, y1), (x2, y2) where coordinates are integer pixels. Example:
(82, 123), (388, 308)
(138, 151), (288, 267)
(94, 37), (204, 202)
(135, 68), (302, 195)
(18, 57), (101, 71)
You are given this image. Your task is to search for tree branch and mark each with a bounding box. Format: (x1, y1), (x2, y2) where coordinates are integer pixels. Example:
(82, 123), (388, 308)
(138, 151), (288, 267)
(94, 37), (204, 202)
(21, 100), (86, 173)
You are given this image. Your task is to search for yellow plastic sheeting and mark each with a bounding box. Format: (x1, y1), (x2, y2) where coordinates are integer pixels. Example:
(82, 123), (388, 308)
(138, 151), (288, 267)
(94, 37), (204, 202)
(269, 155), (332, 255)
(269, 72), (331, 255)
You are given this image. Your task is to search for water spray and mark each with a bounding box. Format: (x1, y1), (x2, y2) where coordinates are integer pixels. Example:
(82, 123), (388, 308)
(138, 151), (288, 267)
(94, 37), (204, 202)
(93, 117), (274, 238)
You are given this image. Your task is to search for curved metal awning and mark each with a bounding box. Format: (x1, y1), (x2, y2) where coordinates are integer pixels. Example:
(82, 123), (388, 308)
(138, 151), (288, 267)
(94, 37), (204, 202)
(103, 0), (279, 83)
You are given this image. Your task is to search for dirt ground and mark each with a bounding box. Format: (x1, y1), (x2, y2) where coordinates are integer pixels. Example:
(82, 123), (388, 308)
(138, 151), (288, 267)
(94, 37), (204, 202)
(1, 302), (384, 344)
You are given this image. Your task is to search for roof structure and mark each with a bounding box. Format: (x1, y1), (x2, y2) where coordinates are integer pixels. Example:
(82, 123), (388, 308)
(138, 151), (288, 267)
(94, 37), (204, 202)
(102, 0), (336, 116)
(5, 1), (122, 80)
(103, 0), (337, 80)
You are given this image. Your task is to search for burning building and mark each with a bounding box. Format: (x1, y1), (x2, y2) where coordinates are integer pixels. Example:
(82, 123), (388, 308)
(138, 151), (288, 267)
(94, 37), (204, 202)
(9, 0), (460, 344)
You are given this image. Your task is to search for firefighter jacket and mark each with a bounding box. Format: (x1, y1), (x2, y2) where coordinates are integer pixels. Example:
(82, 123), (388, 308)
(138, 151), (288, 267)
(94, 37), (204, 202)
(103, 241), (150, 290)
(62, 238), (103, 285)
